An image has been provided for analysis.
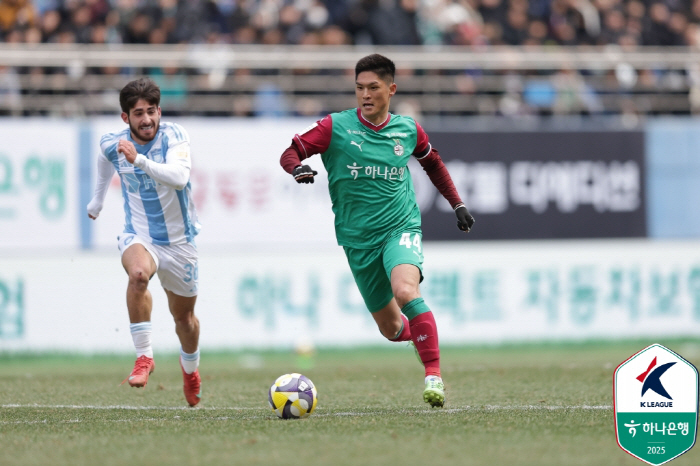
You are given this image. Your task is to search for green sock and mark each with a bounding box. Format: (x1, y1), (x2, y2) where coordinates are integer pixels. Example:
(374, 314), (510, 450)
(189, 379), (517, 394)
(401, 297), (430, 320)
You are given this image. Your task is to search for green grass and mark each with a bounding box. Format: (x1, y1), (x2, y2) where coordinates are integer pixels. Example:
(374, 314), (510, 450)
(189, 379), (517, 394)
(1, 340), (699, 466)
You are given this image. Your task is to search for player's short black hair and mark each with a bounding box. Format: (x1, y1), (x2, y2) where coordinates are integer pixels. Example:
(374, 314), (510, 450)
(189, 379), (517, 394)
(355, 54), (395, 84)
(119, 77), (161, 114)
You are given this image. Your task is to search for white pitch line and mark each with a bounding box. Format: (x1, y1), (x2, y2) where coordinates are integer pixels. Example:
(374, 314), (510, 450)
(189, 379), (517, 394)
(482, 405), (612, 411)
(1, 404), (612, 412)
(0, 404), (259, 410)
(0, 405), (614, 426)
(0, 416), (268, 425)
(321, 405), (612, 417)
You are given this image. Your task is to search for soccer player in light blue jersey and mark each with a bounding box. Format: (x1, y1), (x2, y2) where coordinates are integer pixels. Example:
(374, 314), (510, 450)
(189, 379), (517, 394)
(87, 78), (202, 407)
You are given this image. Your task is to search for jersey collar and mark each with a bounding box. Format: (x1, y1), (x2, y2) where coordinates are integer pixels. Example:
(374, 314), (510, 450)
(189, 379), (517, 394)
(128, 131), (159, 153)
(356, 108), (391, 132)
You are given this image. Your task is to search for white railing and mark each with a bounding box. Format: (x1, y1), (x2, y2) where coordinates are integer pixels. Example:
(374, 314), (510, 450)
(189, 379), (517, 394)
(1, 44), (699, 69)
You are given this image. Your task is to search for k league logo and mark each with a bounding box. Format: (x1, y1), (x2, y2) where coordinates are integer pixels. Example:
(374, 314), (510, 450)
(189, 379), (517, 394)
(614, 344), (699, 466)
(638, 357), (676, 403)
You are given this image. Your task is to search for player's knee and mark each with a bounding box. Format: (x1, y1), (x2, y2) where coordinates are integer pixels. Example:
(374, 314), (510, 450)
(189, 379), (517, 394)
(174, 312), (197, 330)
(393, 286), (419, 309)
(128, 269), (150, 290)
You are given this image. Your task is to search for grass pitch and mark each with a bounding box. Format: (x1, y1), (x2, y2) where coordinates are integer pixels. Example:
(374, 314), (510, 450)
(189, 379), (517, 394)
(1, 340), (699, 466)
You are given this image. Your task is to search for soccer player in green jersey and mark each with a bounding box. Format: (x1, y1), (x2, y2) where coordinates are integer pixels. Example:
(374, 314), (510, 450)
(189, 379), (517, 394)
(280, 54), (474, 407)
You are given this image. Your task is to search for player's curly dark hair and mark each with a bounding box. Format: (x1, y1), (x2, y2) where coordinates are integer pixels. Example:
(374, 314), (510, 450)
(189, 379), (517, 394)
(355, 54), (395, 84)
(119, 77), (161, 114)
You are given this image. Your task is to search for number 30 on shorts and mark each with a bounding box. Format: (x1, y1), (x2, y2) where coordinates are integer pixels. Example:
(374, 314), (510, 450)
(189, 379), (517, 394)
(399, 232), (422, 252)
(184, 263), (199, 283)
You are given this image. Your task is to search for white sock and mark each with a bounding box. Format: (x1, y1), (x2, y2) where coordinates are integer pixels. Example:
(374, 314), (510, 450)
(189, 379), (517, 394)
(130, 322), (153, 358)
(180, 347), (200, 374)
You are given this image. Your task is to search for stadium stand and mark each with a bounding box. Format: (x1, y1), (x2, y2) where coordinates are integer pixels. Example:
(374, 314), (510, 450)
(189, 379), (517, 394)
(0, 0), (699, 117)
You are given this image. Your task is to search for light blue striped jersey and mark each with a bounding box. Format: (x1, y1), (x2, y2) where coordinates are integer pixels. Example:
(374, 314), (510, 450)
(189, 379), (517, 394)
(99, 122), (200, 246)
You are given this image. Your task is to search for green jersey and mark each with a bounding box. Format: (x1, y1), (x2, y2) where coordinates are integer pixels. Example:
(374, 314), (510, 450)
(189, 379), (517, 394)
(319, 109), (422, 249)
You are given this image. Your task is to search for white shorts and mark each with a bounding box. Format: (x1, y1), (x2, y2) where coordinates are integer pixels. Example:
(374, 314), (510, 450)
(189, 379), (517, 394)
(118, 234), (199, 297)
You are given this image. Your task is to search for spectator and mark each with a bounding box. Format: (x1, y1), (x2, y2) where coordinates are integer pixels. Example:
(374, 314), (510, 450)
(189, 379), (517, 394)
(643, 2), (679, 46)
(0, 0), (36, 36)
(69, 3), (93, 43)
(123, 12), (152, 44)
(502, 4), (529, 44)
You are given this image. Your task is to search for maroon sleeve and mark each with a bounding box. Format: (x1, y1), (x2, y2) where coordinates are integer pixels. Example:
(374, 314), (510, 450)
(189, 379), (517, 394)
(417, 147), (463, 208)
(412, 120), (430, 157)
(280, 116), (333, 174)
(293, 115), (332, 159)
(280, 144), (303, 174)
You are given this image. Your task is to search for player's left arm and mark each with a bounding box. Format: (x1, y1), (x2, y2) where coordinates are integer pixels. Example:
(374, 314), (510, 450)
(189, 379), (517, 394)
(120, 139), (191, 190)
(413, 123), (475, 232)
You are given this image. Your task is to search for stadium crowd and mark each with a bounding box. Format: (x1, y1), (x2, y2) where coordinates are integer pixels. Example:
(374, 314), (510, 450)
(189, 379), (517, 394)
(0, 0), (699, 47)
(0, 0), (698, 118)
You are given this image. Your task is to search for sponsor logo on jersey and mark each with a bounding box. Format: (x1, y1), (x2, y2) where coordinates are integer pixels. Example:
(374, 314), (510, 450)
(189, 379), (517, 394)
(347, 162), (362, 180)
(346, 164), (406, 181)
(118, 160), (156, 193)
(347, 130), (366, 135)
(122, 173), (141, 193)
(350, 140), (364, 152)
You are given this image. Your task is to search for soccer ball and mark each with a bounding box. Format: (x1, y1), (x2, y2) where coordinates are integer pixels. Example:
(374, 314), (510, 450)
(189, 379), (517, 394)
(268, 373), (318, 419)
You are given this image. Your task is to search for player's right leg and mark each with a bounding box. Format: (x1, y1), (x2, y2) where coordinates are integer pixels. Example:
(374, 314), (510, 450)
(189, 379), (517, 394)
(119, 235), (158, 388)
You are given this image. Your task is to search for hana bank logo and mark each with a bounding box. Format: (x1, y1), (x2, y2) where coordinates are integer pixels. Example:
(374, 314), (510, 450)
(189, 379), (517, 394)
(347, 162), (362, 180)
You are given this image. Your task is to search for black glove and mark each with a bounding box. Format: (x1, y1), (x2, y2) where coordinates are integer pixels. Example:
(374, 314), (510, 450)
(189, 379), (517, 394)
(455, 204), (475, 232)
(292, 165), (318, 184)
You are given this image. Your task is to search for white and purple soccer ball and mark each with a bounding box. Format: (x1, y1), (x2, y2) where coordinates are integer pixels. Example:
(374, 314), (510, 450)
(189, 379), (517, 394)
(268, 373), (318, 419)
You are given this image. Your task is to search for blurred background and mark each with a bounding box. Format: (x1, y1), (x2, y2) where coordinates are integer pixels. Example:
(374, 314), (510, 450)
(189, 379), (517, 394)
(1, 0), (700, 354)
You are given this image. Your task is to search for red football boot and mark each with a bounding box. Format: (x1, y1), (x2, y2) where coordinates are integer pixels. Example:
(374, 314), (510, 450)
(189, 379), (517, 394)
(181, 363), (202, 407)
(124, 356), (155, 388)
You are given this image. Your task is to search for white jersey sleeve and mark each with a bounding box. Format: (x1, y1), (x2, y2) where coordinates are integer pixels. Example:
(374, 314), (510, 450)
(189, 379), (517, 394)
(132, 143), (190, 190)
(87, 152), (116, 218)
